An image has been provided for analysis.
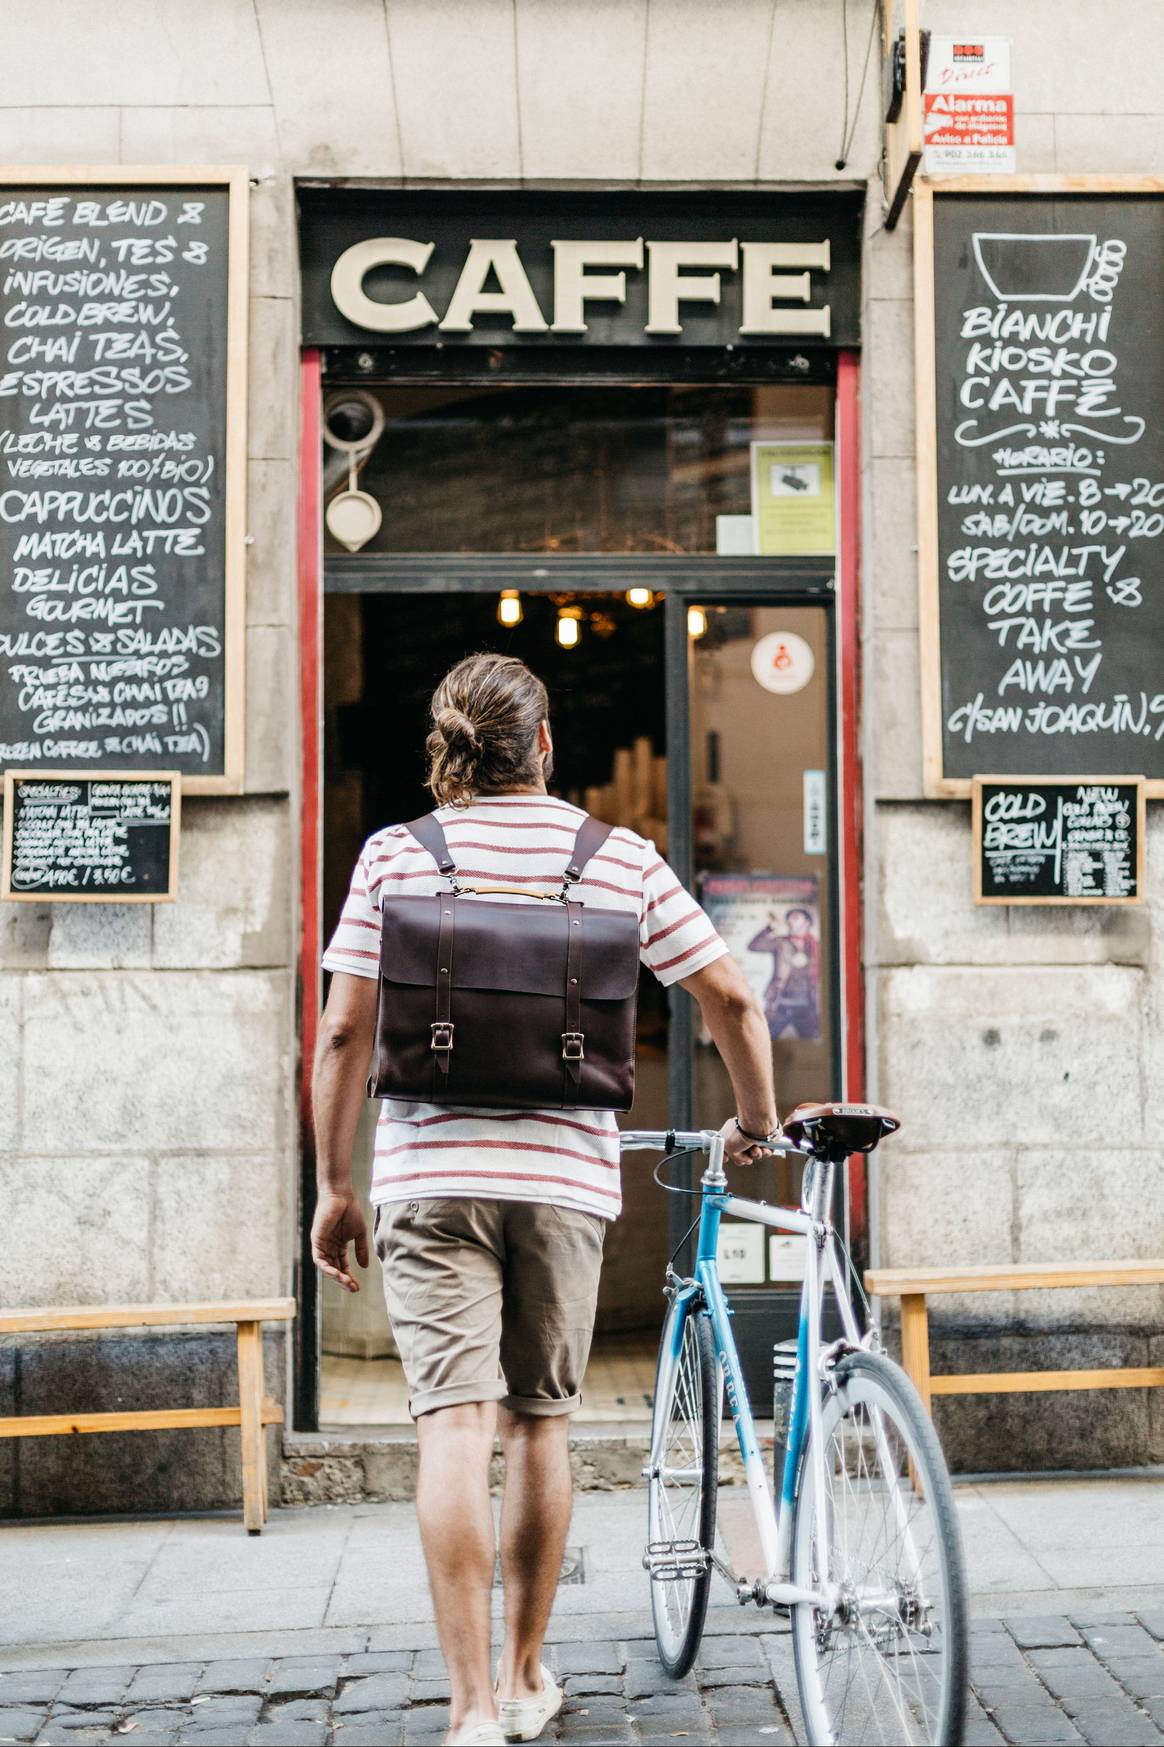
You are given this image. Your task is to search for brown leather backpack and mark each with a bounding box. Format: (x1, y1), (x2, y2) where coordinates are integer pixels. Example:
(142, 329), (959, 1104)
(366, 811), (641, 1110)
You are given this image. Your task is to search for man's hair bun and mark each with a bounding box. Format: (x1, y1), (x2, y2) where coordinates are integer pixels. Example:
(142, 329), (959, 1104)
(426, 652), (549, 805)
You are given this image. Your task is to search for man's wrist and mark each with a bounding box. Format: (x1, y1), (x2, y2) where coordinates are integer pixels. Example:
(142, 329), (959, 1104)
(316, 1179), (355, 1201)
(735, 1113), (781, 1143)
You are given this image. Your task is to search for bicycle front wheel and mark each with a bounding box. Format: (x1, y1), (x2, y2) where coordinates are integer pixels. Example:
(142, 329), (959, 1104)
(647, 1300), (719, 1677)
(791, 1350), (968, 1746)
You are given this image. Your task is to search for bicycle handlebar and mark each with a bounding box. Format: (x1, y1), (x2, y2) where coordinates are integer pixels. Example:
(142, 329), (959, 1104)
(618, 1127), (798, 1157)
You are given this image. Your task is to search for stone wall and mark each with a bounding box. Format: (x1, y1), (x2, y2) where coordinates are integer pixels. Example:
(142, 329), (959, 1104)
(863, 0), (1164, 1467)
(0, 0), (1161, 1505)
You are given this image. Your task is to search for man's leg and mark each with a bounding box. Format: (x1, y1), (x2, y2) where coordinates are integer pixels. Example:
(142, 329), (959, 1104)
(496, 1408), (572, 1700)
(416, 1401), (499, 1739)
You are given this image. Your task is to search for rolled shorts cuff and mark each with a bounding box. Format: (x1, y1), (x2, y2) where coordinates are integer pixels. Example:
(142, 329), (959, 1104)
(410, 1379), (508, 1419)
(502, 1391), (582, 1417)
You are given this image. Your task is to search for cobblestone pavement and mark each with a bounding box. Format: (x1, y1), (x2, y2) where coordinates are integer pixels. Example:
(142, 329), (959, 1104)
(4, 1610), (1164, 1746)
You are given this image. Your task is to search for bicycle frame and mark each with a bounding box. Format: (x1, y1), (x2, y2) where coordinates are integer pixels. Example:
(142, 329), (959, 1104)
(624, 1127), (865, 1610)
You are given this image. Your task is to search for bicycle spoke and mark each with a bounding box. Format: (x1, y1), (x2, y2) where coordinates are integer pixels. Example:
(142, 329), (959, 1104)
(794, 1360), (964, 1746)
(650, 1311), (708, 1649)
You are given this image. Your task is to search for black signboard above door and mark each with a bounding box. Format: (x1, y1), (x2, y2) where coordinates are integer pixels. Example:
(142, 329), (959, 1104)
(297, 187), (862, 377)
(916, 178), (1164, 796)
(0, 170), (249, 793)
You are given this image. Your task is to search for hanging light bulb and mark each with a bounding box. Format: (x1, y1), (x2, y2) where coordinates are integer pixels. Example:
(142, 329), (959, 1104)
(497, 589), (523, 627)
(556, 606), (583, 649)
(687, 604), (708, 640)
(626, 587), (653, 609)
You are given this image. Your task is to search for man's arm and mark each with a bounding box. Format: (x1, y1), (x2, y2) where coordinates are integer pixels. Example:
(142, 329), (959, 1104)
(311, 972), (378, 1292)
(679, 952), (780, 1166)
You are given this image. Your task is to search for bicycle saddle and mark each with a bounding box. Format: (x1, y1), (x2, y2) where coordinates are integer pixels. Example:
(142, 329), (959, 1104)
(783, 1100), (901, 1159)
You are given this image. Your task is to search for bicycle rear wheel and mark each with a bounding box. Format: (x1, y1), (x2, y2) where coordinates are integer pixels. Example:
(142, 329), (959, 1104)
(647, 1301), (719, 1677)
(791, 1350), (968, 1746)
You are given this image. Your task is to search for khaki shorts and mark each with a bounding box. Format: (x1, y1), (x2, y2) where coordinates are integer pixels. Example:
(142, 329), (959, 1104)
(374, 1197), (605, 1419)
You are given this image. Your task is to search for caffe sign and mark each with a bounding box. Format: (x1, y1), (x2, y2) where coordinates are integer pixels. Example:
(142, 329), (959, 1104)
(298, 187), (862, 352)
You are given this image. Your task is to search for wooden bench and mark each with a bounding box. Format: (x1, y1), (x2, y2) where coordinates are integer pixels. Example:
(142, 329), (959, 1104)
(0, 1299), (296, 1532)
(864, 1263), (1164, 1415)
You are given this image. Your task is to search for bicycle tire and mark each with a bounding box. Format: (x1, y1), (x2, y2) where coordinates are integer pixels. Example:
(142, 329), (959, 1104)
(647, 1302), (719, 1677)
(791, 1349), (968, 1746)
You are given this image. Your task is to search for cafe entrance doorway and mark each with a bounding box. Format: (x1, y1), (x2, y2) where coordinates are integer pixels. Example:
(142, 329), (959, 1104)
(307, 379), (854, 1428)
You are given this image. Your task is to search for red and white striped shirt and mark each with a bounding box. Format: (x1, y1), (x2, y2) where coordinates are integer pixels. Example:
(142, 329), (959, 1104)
(322, 793), (727, 1221)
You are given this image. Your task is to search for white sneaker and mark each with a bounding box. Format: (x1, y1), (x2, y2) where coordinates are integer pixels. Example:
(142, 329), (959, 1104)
(496, 1664), (564, 1742)
(450, 1725), (507, 1746)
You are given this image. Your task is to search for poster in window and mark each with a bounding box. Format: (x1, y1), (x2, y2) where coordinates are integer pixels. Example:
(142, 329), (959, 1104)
(700, 873), (821, 1043)
(750, 441), (836, 556)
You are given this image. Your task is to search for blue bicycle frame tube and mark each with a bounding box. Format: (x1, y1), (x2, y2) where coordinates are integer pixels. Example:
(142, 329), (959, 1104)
(695, 1189), (782, 1579)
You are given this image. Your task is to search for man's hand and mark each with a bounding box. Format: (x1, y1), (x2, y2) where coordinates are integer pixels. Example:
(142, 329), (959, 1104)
(311, 1191), (370, 1293)
(720, 1116), (780, 1167)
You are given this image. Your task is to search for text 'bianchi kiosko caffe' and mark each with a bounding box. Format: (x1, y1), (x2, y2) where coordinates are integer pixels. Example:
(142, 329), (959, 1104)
(295, 186), (866, 1419)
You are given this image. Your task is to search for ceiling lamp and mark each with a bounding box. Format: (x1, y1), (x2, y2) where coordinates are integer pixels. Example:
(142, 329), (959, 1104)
(556, 606), (583, 649)
(687, 604), (709, 640)
(626, 587), (653, 609)
(497, 589), (523, 627)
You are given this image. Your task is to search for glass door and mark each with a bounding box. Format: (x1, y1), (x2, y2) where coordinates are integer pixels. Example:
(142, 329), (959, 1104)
(672, 590), (841, 1399)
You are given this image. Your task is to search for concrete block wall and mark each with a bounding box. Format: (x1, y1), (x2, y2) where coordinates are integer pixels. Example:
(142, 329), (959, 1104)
(863, 0), (1164, 1468)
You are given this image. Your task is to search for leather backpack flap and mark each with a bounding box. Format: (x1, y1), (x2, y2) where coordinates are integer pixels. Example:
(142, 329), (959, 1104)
(371, 891), (641, 1109)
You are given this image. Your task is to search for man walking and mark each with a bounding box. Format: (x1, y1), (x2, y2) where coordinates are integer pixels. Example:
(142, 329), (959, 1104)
(312, 653), (780, 1746)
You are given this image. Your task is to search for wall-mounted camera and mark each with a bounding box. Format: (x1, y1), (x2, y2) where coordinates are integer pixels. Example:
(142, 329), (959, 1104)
(323, 388), (385, 552)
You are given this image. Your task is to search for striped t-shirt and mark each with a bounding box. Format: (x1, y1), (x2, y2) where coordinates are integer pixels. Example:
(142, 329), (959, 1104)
(322, 792), (727, 1221)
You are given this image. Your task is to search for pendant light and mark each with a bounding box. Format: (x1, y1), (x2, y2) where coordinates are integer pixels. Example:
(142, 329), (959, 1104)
(497, 589), (523, 627)
(556, 606), (583, 649)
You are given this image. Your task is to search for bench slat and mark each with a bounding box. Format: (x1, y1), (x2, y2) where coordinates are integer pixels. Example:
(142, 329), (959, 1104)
(0, 1400), (284, 1438)
(865, 1262), (1164, 1296)
(930, 1367), (1164, 1395)
(0, 1299), (297, 1335)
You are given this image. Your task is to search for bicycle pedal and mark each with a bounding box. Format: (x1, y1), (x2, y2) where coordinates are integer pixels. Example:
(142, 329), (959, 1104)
(643, 1538), (707, 1582)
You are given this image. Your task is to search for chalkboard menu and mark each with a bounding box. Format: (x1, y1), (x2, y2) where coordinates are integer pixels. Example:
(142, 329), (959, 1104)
(2, 770), (180, 901)
(0, 171), (247, 794)
(972, 776), (1144, 904)
(916, 181), (1164, 796)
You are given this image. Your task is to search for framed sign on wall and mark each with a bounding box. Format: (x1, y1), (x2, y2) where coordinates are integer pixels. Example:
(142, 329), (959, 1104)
(914, 176), (1164, 799)
(2, 769), (181, 902)
(971, 775), (1144, 905)
(0, 166), (249, 794)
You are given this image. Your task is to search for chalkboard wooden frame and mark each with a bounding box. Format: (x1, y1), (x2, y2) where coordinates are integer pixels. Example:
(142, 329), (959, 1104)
(971, 772), (1145, 906)
(1, 768), (182, 903)
(0, 165), (249, 795)
(914, 175), (1164, 800)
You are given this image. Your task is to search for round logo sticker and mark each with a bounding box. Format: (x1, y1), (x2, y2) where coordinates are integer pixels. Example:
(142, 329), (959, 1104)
(750, 631), (816, 695)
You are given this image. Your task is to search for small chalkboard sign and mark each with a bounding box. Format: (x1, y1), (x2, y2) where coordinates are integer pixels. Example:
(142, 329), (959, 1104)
(2, 770), (180, 902)
(972, 775), (1144, 905)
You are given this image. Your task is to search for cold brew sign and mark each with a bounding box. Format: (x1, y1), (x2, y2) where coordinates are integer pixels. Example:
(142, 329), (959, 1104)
(916, 181), (1164, 795)
(0, 170), (248, 793)
(972, 776), (1143, 904)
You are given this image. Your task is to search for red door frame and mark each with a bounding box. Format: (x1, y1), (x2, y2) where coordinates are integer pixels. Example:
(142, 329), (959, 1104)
(297, 349), (323, 1139)
(294, 349), (870, 1413)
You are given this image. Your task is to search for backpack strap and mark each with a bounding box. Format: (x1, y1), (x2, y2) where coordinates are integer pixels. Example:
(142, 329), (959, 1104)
(562, 815), (614, 886)
(404, 812), (458, 878)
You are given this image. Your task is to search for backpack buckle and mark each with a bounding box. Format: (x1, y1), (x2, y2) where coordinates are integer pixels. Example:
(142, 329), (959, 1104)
(562, 1032), (585, 1062)
(430, 1021), (454, 1052)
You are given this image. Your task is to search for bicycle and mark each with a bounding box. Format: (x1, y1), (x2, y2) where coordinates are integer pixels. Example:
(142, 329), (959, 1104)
(620, 1102), (968, 1746)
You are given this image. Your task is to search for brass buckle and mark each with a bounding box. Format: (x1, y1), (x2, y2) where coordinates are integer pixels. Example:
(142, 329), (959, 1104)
(562, 1032), (585, 1062)
(430, 1021), (454, 1052)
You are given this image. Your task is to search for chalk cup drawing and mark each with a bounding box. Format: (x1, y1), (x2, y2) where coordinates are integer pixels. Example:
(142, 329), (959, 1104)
(972, 232), (1127, 304)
